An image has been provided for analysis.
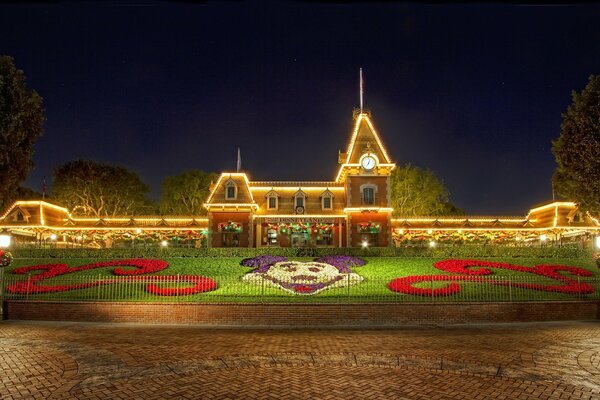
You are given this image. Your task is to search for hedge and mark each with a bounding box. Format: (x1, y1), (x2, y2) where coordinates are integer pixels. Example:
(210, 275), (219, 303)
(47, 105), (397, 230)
(9, 245), (592, 259)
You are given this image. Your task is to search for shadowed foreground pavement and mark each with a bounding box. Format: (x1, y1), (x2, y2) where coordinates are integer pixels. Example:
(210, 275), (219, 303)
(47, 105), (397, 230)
(1, 320), (600, 399)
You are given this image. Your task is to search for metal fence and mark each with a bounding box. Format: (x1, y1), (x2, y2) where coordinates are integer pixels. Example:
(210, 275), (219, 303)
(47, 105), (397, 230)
(2, 274), (599, 304)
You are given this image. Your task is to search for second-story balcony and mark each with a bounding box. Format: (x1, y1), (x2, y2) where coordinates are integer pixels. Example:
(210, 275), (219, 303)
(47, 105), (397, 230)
(361, 195), (378, 206)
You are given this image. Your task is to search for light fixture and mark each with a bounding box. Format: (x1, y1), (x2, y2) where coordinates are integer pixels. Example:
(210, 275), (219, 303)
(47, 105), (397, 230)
(161, 240), (168, 247)
(515, 236), (521, 241)
(540, 234), (547, 242)
(427, 229), (433, 234)
(361, 240), (369, 248)
(50, 234), (57, 241)
(136, 228), (142, 234)
(0, 230), (11, 248)
(429, 240), (436, 248)
(596, 236), (600, 249)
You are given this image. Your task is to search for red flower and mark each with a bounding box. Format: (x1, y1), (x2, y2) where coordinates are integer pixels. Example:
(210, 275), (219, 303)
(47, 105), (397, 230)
(389, 259), (595, 297)
(7, 259), (217, 296)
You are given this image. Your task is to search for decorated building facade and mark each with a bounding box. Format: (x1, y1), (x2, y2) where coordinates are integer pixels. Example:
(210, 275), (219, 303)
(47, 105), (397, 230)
(1, 110), (599, 248)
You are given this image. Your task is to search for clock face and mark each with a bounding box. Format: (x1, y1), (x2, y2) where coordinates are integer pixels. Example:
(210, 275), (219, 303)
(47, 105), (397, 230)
(361, 156), (376, 170)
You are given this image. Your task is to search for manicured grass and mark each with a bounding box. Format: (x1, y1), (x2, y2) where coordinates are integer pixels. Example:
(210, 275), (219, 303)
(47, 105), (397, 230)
(3, 257), (599, 303)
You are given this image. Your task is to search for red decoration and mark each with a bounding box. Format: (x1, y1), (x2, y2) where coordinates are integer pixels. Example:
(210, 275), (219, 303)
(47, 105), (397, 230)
(389, 259), (594, 297)
(7, 259), (217, 296)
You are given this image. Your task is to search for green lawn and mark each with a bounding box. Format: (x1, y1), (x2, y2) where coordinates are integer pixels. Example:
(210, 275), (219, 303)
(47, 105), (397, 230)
(2, 257), (599, 303)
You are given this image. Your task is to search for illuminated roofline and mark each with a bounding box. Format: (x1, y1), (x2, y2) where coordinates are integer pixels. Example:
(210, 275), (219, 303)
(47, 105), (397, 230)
(0, 225), (208, 231)
(250, 181), (343, 186)
(204, 203), (259, 210)
(250, 186), (345, 191)
(391, 217), (536, 223)
(587, 212), (600, 226)
(392, 227), (600, 232)
(68, 217), (209, 222)
(335, 163), (396, 182)
(344, 207), (394, 212)
(253, 214), (346, 219)
(205, 172), (255, 205)
(527, 201), (577, 215)
(0, 200), (71, 220)
(344, 113), (392, 164)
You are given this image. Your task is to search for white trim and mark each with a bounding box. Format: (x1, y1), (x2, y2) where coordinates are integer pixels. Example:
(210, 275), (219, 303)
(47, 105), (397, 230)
(225, 179), (238, 200)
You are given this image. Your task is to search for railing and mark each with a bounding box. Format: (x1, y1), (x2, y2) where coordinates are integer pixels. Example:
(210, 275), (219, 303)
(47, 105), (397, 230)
(2, 274), (599, 304)
(361, 196), (378, 205)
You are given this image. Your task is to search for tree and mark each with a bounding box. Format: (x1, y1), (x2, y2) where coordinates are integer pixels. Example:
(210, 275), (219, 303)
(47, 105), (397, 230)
(552, 75), (600, 214)
(0, 56), (44, 210)
(390, 164), (463, 217)
(53, 159), (152, 217)
(159, 170), (217, 215)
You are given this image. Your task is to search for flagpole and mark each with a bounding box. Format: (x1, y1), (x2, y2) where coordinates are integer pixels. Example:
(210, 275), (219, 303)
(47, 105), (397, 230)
(359, 68), (364, 113)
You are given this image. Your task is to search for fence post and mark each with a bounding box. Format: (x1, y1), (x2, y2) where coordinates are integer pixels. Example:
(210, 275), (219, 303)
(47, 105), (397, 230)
(347, 274), (351, 303)
(177, 274), (181, 303)
(577, 276), (581, 300)
(26, 273), (31, 301)
(508, 276), (512, 303)
(431, 280), (434, 303)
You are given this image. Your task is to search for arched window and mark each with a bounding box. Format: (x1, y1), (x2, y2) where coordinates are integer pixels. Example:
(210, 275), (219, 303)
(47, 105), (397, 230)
(360, 184), (377, 205)
(266, 190), (279, 210)
(321, 189), (334, 210)
(294, 189), (307, 213)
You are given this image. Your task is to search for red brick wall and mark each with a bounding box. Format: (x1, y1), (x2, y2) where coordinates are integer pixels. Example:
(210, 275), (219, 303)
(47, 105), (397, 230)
(348, 212), (390, 247)
(210, 212), (251, 247)
(5, 301), (599, 326)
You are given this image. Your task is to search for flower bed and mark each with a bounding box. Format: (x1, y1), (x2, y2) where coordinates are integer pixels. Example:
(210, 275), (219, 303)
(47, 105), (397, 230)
(389, 259), (594, 297)
(7, 259), (217, 296)
(241, 255), (365, 295)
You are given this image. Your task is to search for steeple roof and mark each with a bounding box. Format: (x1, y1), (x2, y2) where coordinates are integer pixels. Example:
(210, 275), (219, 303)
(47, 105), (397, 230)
(341, 112), (392, 165)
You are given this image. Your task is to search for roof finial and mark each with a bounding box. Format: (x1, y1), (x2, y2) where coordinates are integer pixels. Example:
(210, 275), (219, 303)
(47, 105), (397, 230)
(359, 68), (364, 113)
(236, 147), (241, 172)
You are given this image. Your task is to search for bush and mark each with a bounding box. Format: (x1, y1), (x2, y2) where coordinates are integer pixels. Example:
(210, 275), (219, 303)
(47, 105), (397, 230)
(10, 245), (591, 259)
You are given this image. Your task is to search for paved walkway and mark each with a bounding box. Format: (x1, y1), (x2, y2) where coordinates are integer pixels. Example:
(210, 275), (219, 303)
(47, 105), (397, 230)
(1, 321), (600, 399)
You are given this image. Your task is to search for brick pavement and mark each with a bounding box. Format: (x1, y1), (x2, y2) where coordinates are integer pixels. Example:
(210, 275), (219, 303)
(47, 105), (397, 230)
(1, 321), (600, 399)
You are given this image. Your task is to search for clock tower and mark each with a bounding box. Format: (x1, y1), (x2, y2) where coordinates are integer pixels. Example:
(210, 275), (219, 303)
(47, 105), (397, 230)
(336, 110), (395, 247)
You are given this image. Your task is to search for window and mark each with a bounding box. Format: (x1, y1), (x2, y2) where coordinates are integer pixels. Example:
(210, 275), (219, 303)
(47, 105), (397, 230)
(362, 187), (375, 205)
(294, 190), (306, 212)
(225, 181), (237, 200)
(266, 191), (279, 210)
(321, 189), (334, 210)
(268, 196), (277, 209)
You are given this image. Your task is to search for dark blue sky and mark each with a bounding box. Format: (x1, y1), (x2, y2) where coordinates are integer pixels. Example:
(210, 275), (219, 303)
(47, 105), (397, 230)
(2, 2), (599, 215)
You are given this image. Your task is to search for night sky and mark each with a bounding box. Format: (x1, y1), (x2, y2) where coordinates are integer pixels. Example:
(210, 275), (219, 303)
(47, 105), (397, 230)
(2, 2), (600, 215)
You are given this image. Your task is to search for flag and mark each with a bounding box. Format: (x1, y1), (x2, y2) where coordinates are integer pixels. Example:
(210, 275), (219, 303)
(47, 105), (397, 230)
(237, 147), (241, 172)
(42, 176), (46, 199)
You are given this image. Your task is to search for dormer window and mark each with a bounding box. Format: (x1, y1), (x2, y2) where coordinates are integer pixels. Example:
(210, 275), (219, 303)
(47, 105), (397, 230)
(293, 190), (306, 213)
(321, 189), (334, 210)
(225, 179), (237, 200)
(266, 190), (279, 210)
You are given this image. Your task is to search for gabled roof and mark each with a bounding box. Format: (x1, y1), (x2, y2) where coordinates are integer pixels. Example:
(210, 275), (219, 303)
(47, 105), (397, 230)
(204, 172), (258, 210)
(0, 200), (71, 226)
(342, 113), (392, 165)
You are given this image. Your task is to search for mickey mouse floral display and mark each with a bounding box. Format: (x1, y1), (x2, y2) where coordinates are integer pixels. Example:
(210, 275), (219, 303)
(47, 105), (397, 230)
(241, 255), (365, 295)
